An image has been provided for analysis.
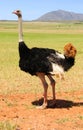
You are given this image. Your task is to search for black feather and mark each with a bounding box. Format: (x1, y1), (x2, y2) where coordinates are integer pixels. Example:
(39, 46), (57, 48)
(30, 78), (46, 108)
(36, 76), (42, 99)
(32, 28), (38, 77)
(19, 41), (30, 58)
(47, 53), (75, 71)
(19, 41), (75, 76)
(19, 41), (55, 75)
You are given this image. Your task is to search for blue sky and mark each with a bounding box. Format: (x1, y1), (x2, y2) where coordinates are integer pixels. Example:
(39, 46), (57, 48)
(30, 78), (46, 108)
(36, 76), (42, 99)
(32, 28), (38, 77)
(0, 0), (83, 20)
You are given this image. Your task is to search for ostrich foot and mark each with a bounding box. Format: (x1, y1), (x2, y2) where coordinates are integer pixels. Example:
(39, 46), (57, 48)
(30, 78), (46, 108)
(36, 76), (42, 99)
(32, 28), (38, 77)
(36, 103), (47, 109)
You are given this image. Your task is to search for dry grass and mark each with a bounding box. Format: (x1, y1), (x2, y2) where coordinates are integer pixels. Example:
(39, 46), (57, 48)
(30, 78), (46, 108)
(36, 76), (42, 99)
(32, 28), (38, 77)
(0, 21), (83, 95)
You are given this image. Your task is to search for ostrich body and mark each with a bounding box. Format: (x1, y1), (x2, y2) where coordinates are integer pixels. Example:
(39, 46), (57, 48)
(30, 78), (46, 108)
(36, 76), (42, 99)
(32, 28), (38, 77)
(13, 10), (77, 108)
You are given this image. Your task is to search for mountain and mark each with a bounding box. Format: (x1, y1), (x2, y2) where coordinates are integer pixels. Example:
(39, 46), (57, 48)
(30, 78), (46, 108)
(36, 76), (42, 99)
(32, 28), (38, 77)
(36, 10), (83, 21)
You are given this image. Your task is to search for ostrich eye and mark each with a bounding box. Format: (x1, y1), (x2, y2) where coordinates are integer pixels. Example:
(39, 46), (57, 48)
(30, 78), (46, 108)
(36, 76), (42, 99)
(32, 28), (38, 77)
(17, 10), (20, 13)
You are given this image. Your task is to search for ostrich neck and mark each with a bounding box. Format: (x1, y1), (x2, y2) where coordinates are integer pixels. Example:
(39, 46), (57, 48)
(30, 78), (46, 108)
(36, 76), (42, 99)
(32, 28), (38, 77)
(18, 17), (23, 42)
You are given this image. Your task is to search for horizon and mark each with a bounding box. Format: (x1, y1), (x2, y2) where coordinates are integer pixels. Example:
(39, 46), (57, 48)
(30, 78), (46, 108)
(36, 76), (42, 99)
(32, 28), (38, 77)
(1, 9), (83, 22)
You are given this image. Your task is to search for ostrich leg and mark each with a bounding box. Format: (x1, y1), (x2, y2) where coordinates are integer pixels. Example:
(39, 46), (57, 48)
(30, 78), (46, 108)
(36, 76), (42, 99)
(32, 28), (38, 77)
(47, 74), (56, 107)
(37, 72), (48, 109)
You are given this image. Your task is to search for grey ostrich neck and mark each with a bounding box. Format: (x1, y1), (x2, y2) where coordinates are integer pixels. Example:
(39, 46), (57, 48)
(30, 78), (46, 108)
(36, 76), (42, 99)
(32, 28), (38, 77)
(18, 16), (23, 42)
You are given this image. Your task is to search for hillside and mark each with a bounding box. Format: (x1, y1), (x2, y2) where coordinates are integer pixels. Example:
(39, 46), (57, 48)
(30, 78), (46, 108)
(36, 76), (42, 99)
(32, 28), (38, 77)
(36, 10), (83, 21)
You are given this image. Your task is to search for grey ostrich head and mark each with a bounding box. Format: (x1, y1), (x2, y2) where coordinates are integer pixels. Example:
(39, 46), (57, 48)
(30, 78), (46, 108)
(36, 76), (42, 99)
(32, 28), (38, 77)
(13, 10), (22, 17)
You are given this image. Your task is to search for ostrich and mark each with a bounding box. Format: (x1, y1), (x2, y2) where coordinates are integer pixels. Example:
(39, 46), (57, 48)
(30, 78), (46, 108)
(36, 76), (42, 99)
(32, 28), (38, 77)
(13, 10), (77, 109)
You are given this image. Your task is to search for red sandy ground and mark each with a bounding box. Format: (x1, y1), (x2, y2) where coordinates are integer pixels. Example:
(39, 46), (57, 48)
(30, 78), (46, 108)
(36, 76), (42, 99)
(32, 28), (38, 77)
(0, 90), (83, 130)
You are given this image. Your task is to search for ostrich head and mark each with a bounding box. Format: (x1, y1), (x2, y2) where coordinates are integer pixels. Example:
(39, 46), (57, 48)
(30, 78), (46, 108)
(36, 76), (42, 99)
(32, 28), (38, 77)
(64, 43), (77, 58)
(12, 10), (22, 17)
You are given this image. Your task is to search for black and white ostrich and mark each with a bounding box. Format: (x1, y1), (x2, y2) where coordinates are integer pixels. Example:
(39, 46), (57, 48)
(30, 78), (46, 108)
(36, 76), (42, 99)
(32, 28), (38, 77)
(13, 10), (77, 108)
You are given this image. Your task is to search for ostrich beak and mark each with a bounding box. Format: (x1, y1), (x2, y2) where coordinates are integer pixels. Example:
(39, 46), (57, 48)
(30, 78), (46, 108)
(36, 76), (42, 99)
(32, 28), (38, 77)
(12, 11), (17, 14)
